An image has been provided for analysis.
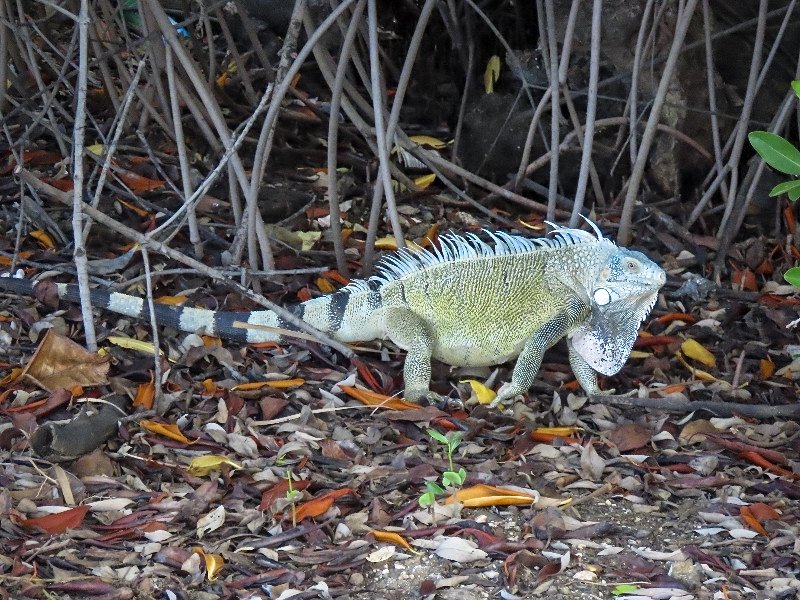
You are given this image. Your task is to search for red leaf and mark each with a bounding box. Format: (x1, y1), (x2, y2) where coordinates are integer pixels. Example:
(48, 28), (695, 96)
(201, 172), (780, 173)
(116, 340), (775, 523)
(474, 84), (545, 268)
(21, 505), (90, 533)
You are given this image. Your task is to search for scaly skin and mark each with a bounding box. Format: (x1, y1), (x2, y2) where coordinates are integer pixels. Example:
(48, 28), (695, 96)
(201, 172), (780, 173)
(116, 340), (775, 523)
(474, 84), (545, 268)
(0, 223), (665, 405)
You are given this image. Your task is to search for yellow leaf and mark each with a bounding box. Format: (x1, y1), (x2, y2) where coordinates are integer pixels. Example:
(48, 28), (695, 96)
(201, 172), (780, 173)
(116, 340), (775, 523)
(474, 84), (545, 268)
(193, 547), (225, 581)
(295, 230), (322, 252)
(676, 352), (718, 382)
(155, 295), (188, 306)
(86, 144), (104, 156)
(407, 135), (449, 149)
(188, 454), (243, 477)
(106, 336), (162, 356)
(374, 235), (403, 251)
(460, 379), (496, 405)
(484, 55), (501, 93)
(0, 367), (23, 386)
(680, 339), (716, 367)
(316, 277), (337, 293)
(413, 173), (436, 189)
(30, 230), (55, 250)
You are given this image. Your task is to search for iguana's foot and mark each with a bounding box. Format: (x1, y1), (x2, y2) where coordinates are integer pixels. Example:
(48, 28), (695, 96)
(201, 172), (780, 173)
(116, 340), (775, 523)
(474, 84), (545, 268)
(404, 388), (445, 406)
(488, 382), (526, 409)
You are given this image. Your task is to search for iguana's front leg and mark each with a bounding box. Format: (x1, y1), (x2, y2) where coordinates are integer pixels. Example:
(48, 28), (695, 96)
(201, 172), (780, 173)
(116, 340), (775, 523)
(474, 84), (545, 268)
(385, 308), (441, 404)
(567, 340), (601, 395)
(490, 298), (590, 408)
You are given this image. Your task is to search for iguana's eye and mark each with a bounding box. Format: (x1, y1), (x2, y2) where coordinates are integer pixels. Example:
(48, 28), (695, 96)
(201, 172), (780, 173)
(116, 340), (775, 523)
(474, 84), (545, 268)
(626, 259), (638, 271)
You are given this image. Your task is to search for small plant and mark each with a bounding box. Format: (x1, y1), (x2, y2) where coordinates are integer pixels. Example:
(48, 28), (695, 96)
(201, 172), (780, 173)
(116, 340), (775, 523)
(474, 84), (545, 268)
(748, 80), (800, 286)
(285, 470), (302, 527)
(418, 428), (467, 507)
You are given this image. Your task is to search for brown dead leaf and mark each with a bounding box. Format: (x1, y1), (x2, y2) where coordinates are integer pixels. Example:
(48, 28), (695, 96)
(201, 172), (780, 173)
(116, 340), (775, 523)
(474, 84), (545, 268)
(607, 423), (651, 452)
(678, 419), (718, 445)
(21, 330), (110, 391)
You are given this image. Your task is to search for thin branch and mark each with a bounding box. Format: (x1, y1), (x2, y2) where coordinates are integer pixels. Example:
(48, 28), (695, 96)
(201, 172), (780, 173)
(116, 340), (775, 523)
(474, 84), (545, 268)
(618, 0), (699, 245)
(569, 0), (601, 227)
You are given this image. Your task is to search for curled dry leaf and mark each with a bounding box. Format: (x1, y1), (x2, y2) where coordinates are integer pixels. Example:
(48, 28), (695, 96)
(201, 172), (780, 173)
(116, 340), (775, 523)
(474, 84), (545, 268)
(22, 330), (109, 391)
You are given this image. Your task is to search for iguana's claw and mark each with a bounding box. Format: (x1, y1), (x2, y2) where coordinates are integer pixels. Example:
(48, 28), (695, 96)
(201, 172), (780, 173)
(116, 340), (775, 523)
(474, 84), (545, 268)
(404, 389), (445, 406)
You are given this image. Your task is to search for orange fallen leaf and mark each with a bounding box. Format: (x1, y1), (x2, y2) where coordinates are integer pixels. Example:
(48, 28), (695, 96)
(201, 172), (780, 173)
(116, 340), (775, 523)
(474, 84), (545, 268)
(370, 530), (415, 552)
(445, 484), (535, 507)
(739, 505), (768, 537)
(530, 426), (583, 445)
(740, 450), (798, 479)
(116, 198), (151, 218)
(293, 488), (354, 522)
(322, 270), (351, 286)
(115, 170), (165, 194)
(748, 502), (781, 522)
(139, 420), (191, 444)
(232, 378), (304, 391)
(655, 312), (696, 325)
(760, 358), (775, 380)
(21, 505), (90, 534)
(132, 379), (154, 410)
(338, 385), (418, 410)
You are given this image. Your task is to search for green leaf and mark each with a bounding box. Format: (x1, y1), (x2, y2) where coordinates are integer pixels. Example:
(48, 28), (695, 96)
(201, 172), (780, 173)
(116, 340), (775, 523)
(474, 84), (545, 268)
(427, 428), (448, 444)
(611, 584), (639, 595)
(792, 80), (800, 100)
(748, 131), (800, 175)
(784, 267), (800, 288)
(418, 492), (436, 507)
(446, 432), (463, 451)
(425, 480), (445, 496)
(769, 180), (800, 201)
(442, 470), (465, 487)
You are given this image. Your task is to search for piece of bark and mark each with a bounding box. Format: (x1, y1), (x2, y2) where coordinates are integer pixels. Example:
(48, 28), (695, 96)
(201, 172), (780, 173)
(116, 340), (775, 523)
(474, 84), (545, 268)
(30, 396), (130, 461)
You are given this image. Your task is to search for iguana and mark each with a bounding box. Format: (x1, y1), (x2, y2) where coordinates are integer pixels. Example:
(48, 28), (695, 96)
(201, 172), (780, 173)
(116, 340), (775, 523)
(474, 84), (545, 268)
(0, 222), (665, 406)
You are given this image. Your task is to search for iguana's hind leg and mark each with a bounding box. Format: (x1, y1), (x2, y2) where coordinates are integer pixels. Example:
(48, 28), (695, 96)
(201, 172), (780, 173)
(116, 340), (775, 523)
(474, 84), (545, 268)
(384, 308), (441, 404)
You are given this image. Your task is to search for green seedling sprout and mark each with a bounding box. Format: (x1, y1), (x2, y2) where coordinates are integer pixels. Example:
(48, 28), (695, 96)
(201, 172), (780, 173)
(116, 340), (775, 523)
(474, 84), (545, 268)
(418, 428), (467, 507)
(285, 469), (302, 527)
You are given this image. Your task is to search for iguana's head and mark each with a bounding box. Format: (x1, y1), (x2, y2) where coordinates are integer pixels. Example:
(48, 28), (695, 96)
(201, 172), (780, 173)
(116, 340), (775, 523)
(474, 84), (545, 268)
(590, 247), (666, 308)
(570, 246), (666, 376)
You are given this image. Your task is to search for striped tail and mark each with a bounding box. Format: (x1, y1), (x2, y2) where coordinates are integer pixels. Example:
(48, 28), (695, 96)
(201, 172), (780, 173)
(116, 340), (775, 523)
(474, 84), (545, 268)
(0, 277), (387, 344)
